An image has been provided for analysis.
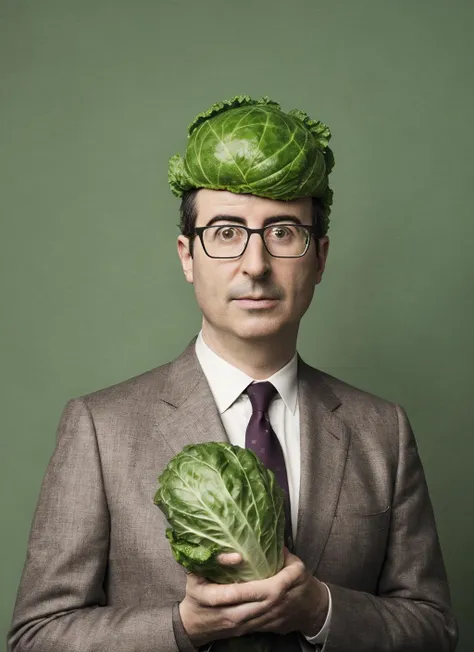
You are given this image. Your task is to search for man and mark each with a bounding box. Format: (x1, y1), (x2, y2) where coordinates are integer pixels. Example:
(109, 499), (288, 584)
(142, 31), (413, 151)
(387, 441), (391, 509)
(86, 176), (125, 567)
(8, 95), (457, 651)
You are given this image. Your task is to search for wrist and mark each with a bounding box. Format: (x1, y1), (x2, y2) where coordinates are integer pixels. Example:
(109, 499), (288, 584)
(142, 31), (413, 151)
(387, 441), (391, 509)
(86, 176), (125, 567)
(179, 599), (211, 648)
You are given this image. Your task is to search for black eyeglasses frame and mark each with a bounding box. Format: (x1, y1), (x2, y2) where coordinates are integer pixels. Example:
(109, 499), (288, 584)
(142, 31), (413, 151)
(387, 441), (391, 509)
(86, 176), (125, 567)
(191, 224), (320, 259)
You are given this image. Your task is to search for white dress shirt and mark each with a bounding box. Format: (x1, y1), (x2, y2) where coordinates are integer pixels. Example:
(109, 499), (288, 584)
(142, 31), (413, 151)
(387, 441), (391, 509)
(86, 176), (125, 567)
(195, 332), (332, 649)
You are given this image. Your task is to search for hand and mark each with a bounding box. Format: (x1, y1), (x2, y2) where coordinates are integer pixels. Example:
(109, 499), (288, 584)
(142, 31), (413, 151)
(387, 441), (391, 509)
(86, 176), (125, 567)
(179, 548), (329, 647)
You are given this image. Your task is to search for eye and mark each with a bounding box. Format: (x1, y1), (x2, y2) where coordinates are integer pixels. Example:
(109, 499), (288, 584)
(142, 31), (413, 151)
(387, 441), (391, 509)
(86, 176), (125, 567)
(216, 226), (241, 241)
(269, 225), (294, 239)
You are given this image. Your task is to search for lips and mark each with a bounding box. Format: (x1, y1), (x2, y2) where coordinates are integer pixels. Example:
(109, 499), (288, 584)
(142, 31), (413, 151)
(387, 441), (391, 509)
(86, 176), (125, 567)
(234, 297), (279, 309)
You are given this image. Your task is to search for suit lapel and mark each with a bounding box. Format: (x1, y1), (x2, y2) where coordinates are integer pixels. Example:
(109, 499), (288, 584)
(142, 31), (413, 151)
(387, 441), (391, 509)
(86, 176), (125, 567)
(294, 359), (351, 573)
(150, 339), (229, 457)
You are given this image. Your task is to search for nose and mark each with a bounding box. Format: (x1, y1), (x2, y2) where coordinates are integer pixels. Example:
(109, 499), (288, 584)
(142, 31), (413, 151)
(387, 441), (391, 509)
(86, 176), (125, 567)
(239, 231), (271, 279)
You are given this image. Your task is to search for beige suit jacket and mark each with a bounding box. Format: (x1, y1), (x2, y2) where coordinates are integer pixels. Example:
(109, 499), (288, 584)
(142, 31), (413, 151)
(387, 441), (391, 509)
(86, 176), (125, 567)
(8, 339), (458, 651)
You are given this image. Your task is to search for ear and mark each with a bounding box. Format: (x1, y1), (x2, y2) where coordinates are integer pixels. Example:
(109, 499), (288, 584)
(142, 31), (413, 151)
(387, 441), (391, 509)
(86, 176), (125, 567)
(177, 235), (194, 283)
(315, 237), (330, 284)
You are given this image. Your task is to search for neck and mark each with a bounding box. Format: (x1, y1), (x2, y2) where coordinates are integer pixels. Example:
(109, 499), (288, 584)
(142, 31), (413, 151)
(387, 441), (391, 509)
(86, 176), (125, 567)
(201, 322), (298, 380)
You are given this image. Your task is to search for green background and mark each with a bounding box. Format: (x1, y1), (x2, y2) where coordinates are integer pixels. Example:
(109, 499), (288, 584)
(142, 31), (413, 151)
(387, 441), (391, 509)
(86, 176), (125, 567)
(1, 1), (473, 649)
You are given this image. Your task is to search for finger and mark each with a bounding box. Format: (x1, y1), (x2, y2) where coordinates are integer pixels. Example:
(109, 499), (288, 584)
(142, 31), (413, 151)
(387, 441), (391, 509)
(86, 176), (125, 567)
(222, 598), (275, 627)
(193, 578), (268, 608)
(217, 552), (243, 565)
(282, 547), (298, 565)
(185, 571), (210, 587)
(277, 552), (306, 583)
(238, 608), (282, 632)
(236, 560), (303, 600)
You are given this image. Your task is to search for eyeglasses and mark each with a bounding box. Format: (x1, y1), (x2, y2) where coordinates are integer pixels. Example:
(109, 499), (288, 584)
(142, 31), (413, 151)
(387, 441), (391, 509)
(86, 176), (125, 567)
(192, 223), (317, 259)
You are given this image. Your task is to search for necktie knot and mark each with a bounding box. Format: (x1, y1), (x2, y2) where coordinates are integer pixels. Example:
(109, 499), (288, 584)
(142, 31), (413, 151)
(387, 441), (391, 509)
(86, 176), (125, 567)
(246, 381), (277, 414)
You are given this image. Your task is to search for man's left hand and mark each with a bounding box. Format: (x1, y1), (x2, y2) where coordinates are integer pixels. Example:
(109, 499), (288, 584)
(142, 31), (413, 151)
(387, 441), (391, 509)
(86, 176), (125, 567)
(216, 547), (329, 638)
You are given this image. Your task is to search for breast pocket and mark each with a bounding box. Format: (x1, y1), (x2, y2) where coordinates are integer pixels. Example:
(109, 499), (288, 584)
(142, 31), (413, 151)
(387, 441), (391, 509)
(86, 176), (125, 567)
(320, 506), (391, 592)
(335, 504), (391, 520)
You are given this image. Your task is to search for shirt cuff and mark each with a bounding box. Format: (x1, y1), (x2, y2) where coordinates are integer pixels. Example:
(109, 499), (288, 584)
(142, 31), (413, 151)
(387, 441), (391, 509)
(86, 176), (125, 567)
(302, 583), (332, 646)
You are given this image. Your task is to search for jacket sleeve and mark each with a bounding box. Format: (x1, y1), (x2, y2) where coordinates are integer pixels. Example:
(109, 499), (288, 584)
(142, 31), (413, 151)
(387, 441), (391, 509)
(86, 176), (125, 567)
(324, 404), (458, 652)
(7, 398), (197, 652)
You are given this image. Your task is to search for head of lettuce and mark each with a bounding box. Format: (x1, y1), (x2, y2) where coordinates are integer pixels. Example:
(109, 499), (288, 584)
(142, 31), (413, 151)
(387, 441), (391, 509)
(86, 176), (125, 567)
(168, 94), (335, 235)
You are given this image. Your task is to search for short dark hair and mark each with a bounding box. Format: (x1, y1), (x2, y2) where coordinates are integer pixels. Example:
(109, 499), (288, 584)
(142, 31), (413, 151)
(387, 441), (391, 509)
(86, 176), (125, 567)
(179, 189), (326, 257)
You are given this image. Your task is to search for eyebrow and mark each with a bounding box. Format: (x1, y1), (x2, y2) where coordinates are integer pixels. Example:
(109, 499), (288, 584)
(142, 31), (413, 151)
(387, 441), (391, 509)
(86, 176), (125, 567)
(204, 214), (304, 227)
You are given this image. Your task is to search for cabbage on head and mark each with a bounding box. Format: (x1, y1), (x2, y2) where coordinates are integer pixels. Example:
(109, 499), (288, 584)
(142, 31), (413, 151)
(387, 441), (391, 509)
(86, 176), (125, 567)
(168, 95), (335, 235)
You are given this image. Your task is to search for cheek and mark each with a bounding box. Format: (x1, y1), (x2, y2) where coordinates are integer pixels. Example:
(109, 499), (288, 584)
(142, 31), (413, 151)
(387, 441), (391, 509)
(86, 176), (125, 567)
(279, 264), (318, 304)
(192, 261), (229, 310)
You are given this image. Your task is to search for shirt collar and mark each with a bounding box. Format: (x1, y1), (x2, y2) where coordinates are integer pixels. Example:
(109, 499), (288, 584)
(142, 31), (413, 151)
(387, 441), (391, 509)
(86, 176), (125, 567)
(195, 331), (298, 415)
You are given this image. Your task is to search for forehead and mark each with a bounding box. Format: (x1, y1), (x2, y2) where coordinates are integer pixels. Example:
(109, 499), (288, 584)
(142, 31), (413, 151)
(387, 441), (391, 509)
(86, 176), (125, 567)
(195, 189), (312, 225)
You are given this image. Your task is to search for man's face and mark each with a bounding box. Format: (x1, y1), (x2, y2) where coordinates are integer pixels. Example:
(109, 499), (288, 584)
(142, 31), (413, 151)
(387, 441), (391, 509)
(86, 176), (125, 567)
(177, 189), (329, 343)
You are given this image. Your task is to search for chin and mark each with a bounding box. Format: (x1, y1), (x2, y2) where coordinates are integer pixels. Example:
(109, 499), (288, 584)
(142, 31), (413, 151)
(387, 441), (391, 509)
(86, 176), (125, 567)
(228, 317), (288, 341)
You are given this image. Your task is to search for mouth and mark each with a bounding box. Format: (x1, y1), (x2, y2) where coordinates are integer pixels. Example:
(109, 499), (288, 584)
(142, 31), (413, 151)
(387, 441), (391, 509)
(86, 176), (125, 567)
(233, 297), (279, 309)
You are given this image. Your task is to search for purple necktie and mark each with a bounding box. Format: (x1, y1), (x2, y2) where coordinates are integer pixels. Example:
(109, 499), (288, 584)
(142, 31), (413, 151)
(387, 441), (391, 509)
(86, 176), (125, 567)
(245, 382), (293, 550)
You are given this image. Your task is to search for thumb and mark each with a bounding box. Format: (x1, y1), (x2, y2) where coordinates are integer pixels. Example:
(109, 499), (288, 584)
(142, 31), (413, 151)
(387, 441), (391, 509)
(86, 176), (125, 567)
(217, 551), (243, 566)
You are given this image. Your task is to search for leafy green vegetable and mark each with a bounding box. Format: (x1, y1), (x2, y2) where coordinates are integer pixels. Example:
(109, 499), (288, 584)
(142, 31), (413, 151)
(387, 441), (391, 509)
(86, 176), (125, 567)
(154, 442), (285, 583)
(154, 442), (287, 652)
(168, 95), (335, 235)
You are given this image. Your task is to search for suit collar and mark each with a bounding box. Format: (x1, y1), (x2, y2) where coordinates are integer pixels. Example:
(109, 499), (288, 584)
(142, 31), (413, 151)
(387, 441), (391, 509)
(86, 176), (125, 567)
(157, 337), (202, 408)
(195, 331), (298, 415)
(158, 338), (343, 413)
(152, 338), (229, 457)
(297, 355), (342, 413)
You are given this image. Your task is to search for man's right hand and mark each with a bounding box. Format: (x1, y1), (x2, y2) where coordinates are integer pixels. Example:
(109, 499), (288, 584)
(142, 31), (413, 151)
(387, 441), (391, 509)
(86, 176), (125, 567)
(179, 552), (253, 647)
